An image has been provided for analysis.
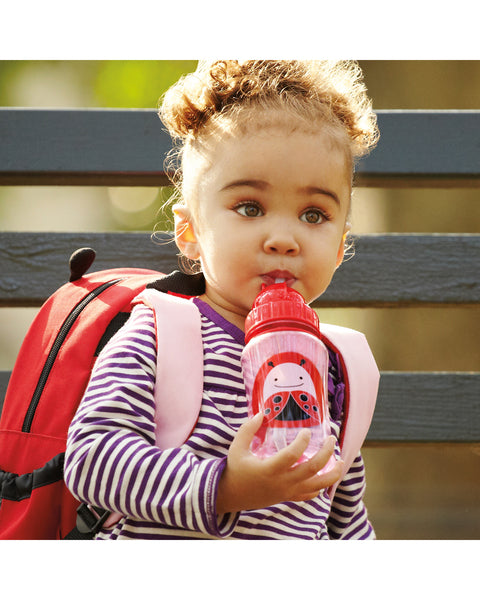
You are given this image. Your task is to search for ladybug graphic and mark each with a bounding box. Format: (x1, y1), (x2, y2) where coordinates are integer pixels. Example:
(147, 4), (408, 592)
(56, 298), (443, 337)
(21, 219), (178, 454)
(251, 351), (324, 428)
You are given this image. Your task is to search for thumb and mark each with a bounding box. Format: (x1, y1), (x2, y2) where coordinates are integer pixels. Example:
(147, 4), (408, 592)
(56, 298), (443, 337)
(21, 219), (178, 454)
(231, 412), (265, 453)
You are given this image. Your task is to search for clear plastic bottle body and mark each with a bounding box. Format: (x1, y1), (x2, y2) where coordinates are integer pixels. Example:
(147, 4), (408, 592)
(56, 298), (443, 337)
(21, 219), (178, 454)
(241, 329), (333, 468)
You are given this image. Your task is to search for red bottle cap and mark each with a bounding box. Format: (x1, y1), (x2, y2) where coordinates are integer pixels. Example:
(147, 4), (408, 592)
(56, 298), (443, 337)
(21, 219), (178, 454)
(244, 283), (320, 343)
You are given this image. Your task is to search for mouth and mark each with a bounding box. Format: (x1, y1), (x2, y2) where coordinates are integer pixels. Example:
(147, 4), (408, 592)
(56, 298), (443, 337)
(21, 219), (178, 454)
(274, 382), (304, 389)
(261, 271), (297, 287)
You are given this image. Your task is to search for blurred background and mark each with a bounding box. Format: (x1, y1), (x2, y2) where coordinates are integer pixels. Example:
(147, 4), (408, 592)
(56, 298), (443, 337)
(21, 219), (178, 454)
(0, 60), (479, 539)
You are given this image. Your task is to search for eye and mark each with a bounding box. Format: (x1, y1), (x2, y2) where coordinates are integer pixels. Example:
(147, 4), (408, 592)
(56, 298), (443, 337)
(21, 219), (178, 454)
(300, 208), (326, 224)
(234, 201), (264, 218)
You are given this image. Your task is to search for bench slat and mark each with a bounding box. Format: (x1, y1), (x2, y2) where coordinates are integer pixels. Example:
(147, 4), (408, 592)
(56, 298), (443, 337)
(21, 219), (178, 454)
(0, 371), (478, 442)
(368, 372), (479, 443)
(358, 110), (480, 187)
(1, 109), (479, 187)
(0, 109), (172, 187)
(1, 232), (478, 307)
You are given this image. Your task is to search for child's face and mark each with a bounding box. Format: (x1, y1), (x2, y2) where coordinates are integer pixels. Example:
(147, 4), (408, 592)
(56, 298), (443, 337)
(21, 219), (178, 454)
(177, 124), (351, 330)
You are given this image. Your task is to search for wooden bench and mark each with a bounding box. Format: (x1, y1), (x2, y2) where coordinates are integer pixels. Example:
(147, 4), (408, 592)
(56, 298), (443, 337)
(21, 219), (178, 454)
(0, 107), (479, 448)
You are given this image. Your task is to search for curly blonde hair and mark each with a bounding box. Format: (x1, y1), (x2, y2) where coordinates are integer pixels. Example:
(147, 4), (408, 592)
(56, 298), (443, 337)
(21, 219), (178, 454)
(160, 60), (378, 173)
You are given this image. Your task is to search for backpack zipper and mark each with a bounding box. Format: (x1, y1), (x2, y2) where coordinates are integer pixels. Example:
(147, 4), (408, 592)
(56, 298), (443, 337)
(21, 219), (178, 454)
(22, 279), (123, 433)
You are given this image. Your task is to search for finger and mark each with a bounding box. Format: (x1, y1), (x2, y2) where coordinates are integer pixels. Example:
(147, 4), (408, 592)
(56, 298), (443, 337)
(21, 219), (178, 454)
(266, 428), (312, 472)
(290, 460), (344, 501)
(311, 459), (344, 489)
(287, 436), (339, 482)
(301, 436), (337, 475)
(230, 412), (265, 454)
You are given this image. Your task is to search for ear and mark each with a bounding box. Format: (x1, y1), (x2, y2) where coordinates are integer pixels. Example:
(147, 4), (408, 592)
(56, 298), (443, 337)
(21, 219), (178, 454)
(335, 222), (351, 268)
(173, 204), (201, 260)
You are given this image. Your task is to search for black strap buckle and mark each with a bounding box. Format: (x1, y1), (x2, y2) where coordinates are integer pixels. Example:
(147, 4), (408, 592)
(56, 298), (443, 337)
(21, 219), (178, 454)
(75, 503), (110, 535)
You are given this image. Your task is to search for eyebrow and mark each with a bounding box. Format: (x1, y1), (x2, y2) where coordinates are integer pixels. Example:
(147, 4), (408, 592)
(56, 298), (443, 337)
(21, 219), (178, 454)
(220, 179), (340, 205)
(300, 185), (340, 205)
(220, 179), (270, 192)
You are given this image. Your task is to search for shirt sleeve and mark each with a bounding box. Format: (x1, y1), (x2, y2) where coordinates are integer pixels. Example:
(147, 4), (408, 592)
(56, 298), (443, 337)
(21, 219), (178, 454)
(64, 303), (238, 538)
(326, 452), (376, 540)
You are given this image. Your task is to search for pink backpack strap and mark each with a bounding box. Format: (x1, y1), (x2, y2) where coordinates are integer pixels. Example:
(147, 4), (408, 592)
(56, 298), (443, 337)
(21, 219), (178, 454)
(320, 324), (380, 497)
(102, 289), (204, 530)
(136, 289), (204, 449)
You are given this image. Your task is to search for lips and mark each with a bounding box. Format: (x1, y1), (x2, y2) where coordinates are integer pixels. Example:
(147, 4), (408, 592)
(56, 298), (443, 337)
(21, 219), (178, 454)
(261, 271), (297, 287)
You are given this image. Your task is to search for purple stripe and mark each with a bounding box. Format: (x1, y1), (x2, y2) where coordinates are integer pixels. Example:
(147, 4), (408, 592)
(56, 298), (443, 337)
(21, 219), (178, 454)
(235, 523), (314, 540)
(340, 474), (365, 487)
(89, 369), (154, 388)
(331, 492), (364, 507)
(130, 455), (159, 521)
(329, 506), (354, 520)
(123, 445), (161, 518)
(185, 439), (226, 459)
(197, 466), (212, 532)
(100, 345), (155, 363)
(193, 297), (245, 345)
(203, 356), (242, 374)
(90, 379), (153, 394)
(245, 513), (319, 536)
(343, 516), (373, 540)
(93, 432), (140, 506)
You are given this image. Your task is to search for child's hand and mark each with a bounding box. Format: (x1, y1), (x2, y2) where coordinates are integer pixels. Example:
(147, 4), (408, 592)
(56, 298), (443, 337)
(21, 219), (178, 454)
(216, 413), (343, 514)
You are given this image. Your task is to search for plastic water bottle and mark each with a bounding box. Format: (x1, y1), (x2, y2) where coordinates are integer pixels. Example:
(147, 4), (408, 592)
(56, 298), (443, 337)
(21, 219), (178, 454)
(241, 283), (335, 472)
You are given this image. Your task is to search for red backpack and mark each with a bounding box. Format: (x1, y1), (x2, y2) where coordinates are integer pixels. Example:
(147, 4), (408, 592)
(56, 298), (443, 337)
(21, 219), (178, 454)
(0, 248), (162, 539)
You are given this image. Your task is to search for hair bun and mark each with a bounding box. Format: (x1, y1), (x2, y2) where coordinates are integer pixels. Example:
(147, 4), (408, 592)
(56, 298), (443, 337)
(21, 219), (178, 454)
(159, 60), (379, 157)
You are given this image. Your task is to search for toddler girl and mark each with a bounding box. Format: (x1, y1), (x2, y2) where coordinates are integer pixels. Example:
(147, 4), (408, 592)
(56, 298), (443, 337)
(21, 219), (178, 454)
(64, 60), (379, 539)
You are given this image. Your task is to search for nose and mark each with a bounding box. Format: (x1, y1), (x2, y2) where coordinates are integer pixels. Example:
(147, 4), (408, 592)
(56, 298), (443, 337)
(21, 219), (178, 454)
(263, 227), (300, 255)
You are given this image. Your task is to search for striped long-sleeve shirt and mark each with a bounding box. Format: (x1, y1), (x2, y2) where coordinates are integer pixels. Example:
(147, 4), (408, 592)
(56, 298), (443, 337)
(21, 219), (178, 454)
(64, 296), (375, 539)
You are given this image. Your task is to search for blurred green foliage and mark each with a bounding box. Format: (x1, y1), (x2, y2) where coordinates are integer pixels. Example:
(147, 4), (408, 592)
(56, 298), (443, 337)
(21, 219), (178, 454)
(0, 60), (198, 107)
(0, 60), (198, 232)
(94, 61), (198, 108)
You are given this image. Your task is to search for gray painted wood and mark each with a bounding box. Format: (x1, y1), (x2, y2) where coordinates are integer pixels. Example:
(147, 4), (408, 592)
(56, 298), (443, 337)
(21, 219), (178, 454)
(358, 111), (480, 187)
(1, 109), (479, 187)
(0, 108), (172, 186)
(1, 232), (478, 307)
(367, 372), (480, 443)
(1, 371), (478, 442)
(323, 233), (480, 307)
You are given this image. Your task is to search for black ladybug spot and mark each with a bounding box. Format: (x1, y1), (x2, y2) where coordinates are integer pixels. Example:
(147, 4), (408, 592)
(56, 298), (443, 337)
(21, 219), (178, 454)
(300, 394), (308, 402)
(304, 405), (309, 411)
(312, 406), (319, 412)
(274, 406), (281, 411)
(273, 395), (282, 403)
(265, 408), (271, 415)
